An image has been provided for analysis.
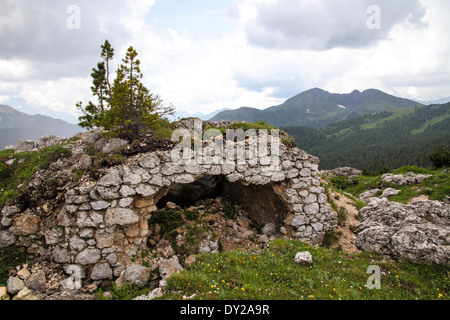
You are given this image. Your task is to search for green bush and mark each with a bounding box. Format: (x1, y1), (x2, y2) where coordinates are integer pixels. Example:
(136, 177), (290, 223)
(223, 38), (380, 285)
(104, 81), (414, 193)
(429, 144), (450, 168)
(330, 176), (352, 190)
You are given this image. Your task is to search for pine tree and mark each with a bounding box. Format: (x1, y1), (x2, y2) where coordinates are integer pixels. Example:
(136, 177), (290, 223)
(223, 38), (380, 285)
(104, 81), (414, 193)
(77, 41), (174, 140)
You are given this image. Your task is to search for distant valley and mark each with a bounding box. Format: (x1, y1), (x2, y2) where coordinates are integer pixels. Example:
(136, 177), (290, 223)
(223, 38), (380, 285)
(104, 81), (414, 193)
(210, 88), (449, 171)
(0, 105), (83, 150)
(283, 103), (450, 171)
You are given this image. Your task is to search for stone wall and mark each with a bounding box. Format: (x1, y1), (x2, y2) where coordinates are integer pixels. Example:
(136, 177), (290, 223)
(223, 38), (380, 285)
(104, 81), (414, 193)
(0, 121), (336, 286)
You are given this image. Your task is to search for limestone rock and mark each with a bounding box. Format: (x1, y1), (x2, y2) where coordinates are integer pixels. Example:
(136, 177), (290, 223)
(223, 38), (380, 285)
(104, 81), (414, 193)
(25, 270), (47, 293)
(324, 167), (362, 178)
(13, 287), (42, 300)
(90, 263), (113, 280)
(356, 200), (450, 265)
(116, 264), (151, 288)
(381, 188), (401, 198)
(105, 208), (139, 227)
(293, 251), (313, 264)
(7, 276), (25, 295)
(262, 223), (277, 236)
(36, 134), (65, 149)
(9, 210), (40, 236)
(101, 138), (128, 153)
(0, 230), (16, 248)
(14, 140), (35, 153)
(75, 248), (101, 265)
(159, 256), (183, 280)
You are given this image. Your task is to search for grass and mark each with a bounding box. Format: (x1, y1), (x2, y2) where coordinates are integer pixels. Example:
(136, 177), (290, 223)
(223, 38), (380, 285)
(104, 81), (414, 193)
(157, 239), (449, 300)
(326, 165), (449, 204)
(0, 145), (72, 207)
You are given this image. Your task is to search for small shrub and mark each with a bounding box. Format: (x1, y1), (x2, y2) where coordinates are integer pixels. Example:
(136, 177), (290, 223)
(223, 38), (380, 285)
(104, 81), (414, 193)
(429, 144), (450, 168)
(330, 176), (352, 190)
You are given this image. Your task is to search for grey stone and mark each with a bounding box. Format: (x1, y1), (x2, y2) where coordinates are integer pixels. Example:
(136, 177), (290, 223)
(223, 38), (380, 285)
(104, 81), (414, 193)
(14, 140), (35, 153)
(304, 203), (320, 215)
(117, 264), (151, 288)
(381, 188), (401, 198)
(91, 201), (110, 211)
(299, 168), (311, 177)
(102, 138), (128, 153)
(119, 185), (136, 197)
(0, 230), (16, 248)
(271, 172), (285, 182)
(105, 208), (139, 226)
(175, 174), (195, 184)
(98, 170), (122, 187)
(139, 154), (160, 169)
(7, 276), (25, 295)
(44, 229), (63, 245)
(52, 246), (70, 263)
(262, 223), (277, 236)
(293, 251), (313, 264)
(305, 193), (317, 203)
(1, 215), (13, 227)
(123, 167), (143, 185)
(159, 256), (183, 280)
(25, 270), (47, 293)
(119, 198), (134, 208)
(36, 134), (64, 149)
(75, 248), (101, 265)
(135, 184), (156, 197)
(1, 206), (19, 217)
(69, 236), (87, 251)
(91, 263), (113, 280)
(356, 200), (450, 266)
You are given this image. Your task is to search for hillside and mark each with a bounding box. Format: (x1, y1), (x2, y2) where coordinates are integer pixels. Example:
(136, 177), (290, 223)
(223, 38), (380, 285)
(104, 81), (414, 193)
(210, 88), (423, 128)
(283, 103), (450, 171)
(0, 105), (83, 149)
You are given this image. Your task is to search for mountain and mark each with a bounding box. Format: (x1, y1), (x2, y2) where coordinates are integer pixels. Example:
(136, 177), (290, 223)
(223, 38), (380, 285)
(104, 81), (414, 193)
(0, 105), (83, 149)
(172, 108), (232, 121)
(210, 88), (423, 128)
(282, 103), (450, 171)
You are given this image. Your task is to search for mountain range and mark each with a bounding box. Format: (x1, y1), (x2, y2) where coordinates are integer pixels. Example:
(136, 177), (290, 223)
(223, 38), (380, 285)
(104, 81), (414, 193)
(282, 102), (450, 170)
(0, 105), (83, 150)
(210, 88), (423, 128)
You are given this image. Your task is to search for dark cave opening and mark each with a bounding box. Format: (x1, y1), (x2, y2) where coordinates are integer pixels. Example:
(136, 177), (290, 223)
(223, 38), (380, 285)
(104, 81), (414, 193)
(156, 174), (289, 227)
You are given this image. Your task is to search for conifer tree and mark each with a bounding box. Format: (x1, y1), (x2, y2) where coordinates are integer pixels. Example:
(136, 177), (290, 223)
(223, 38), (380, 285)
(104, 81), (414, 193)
(77, 40), (174, 140)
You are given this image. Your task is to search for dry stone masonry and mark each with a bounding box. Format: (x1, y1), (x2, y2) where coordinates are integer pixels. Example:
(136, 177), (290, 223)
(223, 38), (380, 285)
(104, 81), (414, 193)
(0, 119), (336, 294)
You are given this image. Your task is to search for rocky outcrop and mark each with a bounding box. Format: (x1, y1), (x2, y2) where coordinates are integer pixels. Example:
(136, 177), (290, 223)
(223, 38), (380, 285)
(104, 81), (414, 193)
(356, 199), (450, 266)
(0, 119), (336, 297)
(321, 167), (362, 178)
(381, 172), (432, 185)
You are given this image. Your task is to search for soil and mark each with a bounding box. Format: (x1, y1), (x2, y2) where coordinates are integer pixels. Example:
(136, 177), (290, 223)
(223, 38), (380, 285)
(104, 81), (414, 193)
(328, 190), (361, 254)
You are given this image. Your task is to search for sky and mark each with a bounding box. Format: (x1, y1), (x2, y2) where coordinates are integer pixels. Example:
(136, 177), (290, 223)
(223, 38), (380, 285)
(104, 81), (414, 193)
(0, 0), (449, 123)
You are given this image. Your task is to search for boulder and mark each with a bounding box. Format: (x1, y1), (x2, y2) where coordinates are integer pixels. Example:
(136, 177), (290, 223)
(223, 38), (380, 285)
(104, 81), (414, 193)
(293, 251), (314, 264)
(7, 276), (25, 295)
(116, 264), (151, 288)
(36, 134), (65, 149)
(356, 200), (450, 266)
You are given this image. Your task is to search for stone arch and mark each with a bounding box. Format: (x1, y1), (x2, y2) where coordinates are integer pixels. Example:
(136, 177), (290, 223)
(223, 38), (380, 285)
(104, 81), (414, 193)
(154, 174), (291, 227)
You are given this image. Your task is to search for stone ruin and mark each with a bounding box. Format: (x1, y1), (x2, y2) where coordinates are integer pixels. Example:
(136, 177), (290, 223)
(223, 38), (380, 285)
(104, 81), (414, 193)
(0, 119), (337, 297)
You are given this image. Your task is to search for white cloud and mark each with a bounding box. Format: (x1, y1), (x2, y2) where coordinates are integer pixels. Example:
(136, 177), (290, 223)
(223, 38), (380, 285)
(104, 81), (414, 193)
(0, 0), (449, 123)
(241, 0), (426, 50)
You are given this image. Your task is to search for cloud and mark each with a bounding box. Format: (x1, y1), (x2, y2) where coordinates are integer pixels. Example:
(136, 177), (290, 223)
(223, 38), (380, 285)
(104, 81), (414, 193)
(0, 0), (153, 72)
(0, 0), (154, 117)
(241, 0), (426, 50)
